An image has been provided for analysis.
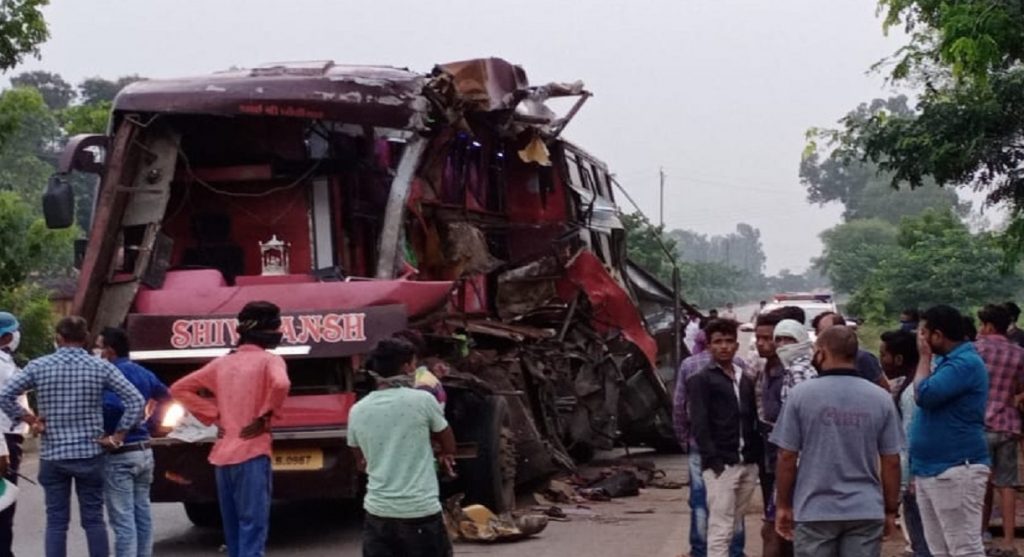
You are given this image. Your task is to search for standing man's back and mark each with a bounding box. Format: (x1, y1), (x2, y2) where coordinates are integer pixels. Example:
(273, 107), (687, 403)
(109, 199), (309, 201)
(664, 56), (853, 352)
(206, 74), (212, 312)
(771, 326), (902, 557)
(171, 301), (291, 557)
(348, 338), (455, 557)
(0, 316), (145, 557)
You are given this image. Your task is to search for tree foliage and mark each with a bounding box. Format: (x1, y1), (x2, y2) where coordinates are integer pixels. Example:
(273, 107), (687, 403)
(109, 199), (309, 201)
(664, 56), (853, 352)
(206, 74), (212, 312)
(0, 0), (48, 73)
(10, 70), (74, 109)
(0, 87), (59, 208)
(847, 210), (1019, 321)
(815, 219), (899, 294)
(0, 191), (74, 359)
(622, 212), (676, 283)
(820, 1), (1024, 256)
(0, 191), (75, 286)
(623, 212), (790, 308)
(78, 75), (143, 105)
(802, 97), (965, 224)
(668, 223), (766, 277)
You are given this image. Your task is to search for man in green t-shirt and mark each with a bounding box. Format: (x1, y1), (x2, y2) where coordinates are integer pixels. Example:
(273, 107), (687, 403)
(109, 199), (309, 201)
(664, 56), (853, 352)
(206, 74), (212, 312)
(349, 338), (457, 557)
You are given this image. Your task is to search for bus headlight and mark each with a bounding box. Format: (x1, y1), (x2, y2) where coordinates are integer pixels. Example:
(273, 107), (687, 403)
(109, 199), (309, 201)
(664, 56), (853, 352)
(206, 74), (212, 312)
(161, 403), (186, 429)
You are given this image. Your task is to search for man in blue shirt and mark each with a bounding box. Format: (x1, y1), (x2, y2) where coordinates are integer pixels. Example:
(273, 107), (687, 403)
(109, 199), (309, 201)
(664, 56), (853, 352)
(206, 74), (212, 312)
(0, 316), (144, 557)
(95, 327), (170, 557)
(911, 305), (990, 557)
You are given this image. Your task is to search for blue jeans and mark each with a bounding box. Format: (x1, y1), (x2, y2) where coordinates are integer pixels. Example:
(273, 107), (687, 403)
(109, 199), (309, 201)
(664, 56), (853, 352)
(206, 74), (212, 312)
(38, 454), (109, 557)
(689, 448), (745, 557)
(215, 456), (272, 557)
(104, 449), (155, 557)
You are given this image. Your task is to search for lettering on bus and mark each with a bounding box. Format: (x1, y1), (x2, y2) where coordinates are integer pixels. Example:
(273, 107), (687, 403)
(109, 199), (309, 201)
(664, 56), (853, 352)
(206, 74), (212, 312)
(170, 313), (367, 349)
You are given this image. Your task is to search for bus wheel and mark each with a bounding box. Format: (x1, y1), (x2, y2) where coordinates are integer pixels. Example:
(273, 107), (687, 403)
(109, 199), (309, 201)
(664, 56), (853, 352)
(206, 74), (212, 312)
(462, 396), (517, 513)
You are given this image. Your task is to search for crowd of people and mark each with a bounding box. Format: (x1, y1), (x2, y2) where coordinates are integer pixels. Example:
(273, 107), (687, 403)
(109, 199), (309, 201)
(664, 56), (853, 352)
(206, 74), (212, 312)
(675, 302), (1024, 557)
(0, 301), (458, 557)
(0, 304), (291, 557)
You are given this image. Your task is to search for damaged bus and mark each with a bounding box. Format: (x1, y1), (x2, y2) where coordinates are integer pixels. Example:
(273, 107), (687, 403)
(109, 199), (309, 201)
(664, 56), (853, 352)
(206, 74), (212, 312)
(42, 58), (684, 522)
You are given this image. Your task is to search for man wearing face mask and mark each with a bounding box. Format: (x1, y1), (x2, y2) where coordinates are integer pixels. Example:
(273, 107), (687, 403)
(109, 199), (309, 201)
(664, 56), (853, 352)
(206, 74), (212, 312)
(170, 301), (291, 557)
(813, 312), (888, 390)
(771, 326), (903, 554)
(772, 319), (817, 403)
(0, 316), (143, 557)
(0, 313), (25, 557)
(751, 311), (792, 557)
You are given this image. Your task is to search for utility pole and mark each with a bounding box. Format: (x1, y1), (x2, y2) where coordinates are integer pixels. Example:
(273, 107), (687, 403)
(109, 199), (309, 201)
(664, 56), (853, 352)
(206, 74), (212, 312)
(659, 167), (665, 229)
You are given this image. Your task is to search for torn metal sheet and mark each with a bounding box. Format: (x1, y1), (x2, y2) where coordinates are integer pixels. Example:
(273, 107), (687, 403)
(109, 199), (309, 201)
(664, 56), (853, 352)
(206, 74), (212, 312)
(557, 251), (658, 368)
(444, 222), (503, 276)
(435, 58), (528, 112)
(442, 319), (555, 342)
(115, 63), (429, 131)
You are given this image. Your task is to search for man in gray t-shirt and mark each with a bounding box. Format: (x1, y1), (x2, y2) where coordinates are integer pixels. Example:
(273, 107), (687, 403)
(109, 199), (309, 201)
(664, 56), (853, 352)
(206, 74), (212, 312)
(770, 326), (903, 557)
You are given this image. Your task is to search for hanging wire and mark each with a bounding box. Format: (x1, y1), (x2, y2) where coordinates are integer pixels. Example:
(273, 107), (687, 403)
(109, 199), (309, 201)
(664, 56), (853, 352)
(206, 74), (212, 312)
(177, 146), (322, 198)
(609, 175), (678, 265)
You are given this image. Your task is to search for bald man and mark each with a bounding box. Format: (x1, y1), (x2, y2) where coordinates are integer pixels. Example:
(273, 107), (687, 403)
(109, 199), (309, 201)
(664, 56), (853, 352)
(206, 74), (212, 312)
(770, 326), (903, 557)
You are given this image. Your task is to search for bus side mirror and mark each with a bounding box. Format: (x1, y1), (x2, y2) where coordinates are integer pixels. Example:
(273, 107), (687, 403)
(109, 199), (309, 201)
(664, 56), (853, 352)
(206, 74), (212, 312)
(42, 174), (75, 229)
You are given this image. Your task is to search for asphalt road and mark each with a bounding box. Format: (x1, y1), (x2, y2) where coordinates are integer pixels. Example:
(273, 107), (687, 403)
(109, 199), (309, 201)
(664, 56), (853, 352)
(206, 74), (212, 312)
(7, 447), (923, 556)
(10, 449), (692, 556)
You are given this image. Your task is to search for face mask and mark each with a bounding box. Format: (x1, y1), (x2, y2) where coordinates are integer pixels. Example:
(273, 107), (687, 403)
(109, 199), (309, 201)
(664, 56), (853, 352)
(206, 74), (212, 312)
(811, 351), (824, 373)
(1, 331), (19, 353)
(777, 341), (813, 368)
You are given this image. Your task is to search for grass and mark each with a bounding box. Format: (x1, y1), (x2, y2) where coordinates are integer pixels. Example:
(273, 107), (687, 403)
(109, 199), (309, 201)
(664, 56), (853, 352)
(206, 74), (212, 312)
(856, 321), (888, 356)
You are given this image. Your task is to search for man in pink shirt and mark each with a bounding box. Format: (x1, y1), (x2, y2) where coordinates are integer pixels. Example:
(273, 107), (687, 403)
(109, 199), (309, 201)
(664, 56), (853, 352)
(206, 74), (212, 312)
(171, 301), (291, 557)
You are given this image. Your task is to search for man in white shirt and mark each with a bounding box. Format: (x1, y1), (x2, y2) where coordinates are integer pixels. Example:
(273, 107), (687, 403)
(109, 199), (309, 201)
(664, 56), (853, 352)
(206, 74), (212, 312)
(0, 313), (21, 557)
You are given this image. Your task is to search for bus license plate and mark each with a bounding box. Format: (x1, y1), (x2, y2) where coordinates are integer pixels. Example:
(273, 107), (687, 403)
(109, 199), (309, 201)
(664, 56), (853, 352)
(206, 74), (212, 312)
(272, 449), (323, 471)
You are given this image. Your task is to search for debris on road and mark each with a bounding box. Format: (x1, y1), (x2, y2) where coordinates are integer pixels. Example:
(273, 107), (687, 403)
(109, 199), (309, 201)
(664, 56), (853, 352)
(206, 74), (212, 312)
(444, 496), (549, 543)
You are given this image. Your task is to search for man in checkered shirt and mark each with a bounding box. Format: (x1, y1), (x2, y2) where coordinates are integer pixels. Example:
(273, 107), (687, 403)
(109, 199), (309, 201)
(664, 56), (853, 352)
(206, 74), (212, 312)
(975, 304), (1024, 553)
(0, 316), (144, 557)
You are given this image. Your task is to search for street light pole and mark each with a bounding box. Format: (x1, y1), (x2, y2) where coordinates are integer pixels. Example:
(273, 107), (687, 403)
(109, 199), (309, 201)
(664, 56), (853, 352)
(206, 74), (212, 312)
(659, 167), (665, 229)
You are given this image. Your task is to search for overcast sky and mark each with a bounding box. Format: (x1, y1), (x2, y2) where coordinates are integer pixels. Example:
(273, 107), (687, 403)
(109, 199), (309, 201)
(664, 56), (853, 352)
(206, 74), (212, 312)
(10, 0), (908, 274)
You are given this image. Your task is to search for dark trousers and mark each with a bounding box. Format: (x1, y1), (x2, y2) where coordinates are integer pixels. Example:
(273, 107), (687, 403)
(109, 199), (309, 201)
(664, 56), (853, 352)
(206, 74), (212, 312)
(362, 512), (452, 557)
(759, 472), (794, 557)
(0, 434), (21, 557)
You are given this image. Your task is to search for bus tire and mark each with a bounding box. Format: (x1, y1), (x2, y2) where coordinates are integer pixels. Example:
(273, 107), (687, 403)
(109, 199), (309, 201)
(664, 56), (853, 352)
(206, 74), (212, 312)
(462, 396), (517, 513)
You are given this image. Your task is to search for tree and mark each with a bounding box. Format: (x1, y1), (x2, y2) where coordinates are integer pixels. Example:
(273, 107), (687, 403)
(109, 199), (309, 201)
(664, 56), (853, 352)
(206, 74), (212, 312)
(58, 100), (111, 135)
(10, 70), (74, 109)
(815, 219), (899, 294)
(0, 0), (48, 73)
(621, 212), (748, 308)
(78, 75), (144, 105)
(0, 191), (75, 358)
(819, 1), (1024, 254)
(0, 87), (60, 208)
(848, 209), (1019, 321)
(622, 212), (676, 283)
(802, 97), (965, 224)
